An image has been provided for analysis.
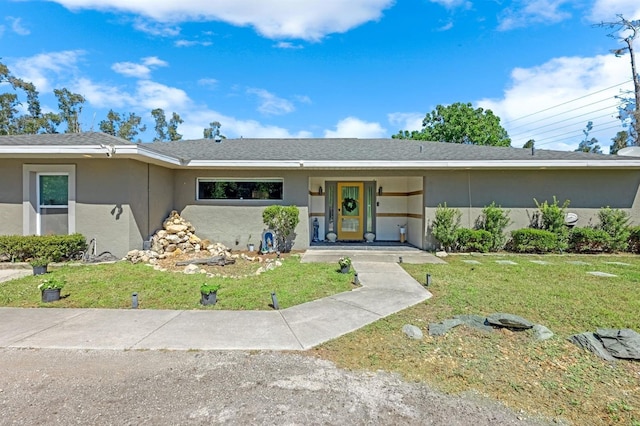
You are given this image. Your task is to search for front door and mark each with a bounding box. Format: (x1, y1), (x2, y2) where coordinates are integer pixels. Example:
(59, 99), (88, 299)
(337, 182), (363, 240)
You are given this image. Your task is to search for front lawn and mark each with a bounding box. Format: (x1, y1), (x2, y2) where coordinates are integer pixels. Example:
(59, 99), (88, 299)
(0, 256), (353, 310)
(313, 254), (640, 426)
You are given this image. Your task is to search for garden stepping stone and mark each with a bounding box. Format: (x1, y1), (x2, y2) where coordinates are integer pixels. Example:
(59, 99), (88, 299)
(495, 260), (518, 265)
(587, 271), (617, 277)
(462, 260), (482, 265)
(453, 314), (494, 332)
(485, 313), (534, 330)
(604, 262), (630, 266)
(567, 261), (590, 265)
(428, 318), (464, 336)
(532, 324), (554, 341)
(568, 333), (616, 362)
(402, 324), (424, 340)
(530, 260), (551, 265)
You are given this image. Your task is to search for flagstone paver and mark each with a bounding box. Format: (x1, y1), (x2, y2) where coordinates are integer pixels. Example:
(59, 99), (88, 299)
(587, 271), (617, 277)
(604, 262), (630, 266)
(567, 261), (590, 265)
(462, 260), (482, 265)
(530, 260), (551, 265)
(495, 260), (518, 265)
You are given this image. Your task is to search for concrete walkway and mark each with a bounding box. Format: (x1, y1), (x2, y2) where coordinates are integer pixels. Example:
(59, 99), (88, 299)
(0, 256), (433, 351)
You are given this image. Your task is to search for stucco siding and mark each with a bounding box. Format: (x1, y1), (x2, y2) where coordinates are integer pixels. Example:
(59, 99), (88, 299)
(0, 160), (23, 235)
(173, 170), (311, 250)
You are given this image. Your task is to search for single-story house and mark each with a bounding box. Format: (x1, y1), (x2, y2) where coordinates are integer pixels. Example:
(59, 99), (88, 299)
(1, 132), (639, 257)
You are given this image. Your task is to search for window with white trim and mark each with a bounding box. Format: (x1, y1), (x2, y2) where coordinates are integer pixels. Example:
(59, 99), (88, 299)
(197, 178), (283, 200)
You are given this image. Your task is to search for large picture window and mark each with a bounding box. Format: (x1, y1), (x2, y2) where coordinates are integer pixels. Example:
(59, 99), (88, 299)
(197, 179), (283, 200)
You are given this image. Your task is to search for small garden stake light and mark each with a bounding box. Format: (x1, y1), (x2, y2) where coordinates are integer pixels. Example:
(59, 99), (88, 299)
(132, 292), (138, 308)
(353, 273), (360, 286)
(271, 291), (280, 310)
(425, 274), (432, 287)
(399, 256), (403, 263)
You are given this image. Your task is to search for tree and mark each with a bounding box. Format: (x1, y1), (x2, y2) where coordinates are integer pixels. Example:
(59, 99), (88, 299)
(262, 205), (300, 252)
(610, 130), (629, 154)
(575, 121), (602, 153)
(595, 15), (640, 146)
(203, 121), (226, 140)
(152, 108), (183, 141)
(393, 102), (511, 146)
(99, 110), (146, 141)
(54, 88), (85, 133)
(523, 139), (535, 149)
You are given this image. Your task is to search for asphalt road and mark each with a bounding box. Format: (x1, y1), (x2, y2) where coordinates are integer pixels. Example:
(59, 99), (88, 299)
(0, 348), (552, 425)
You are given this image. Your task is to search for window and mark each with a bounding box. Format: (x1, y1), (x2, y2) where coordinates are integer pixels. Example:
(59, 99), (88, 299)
(197, 179), (283, 200)
(38, 173), (69, 235)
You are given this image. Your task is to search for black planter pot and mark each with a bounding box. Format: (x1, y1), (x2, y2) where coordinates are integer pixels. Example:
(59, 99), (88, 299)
(340, 265), (350, 274)
(33, 265), (48, 276)
(200, 291), (217, 306)
(41, 288), (60, 303)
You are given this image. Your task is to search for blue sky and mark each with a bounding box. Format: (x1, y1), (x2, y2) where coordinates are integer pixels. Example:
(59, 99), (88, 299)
(1, 0), (639, 151)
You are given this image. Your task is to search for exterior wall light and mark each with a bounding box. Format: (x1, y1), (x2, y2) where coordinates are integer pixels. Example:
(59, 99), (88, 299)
(378, 186), (383, 196)
(318, 186), (323, 195)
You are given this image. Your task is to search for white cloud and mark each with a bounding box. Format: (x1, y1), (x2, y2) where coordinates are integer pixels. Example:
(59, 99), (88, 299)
(197, 78), (218, 88)
(47, 0), (395, 40)
(387, 112), (424, 133)
(477, 54), (633, 151)
(112, 56), (167, 79)
(274, 41), (303, 49)
(135, 80), (191, 111)
(74, 78), (134, 108)
(324, 117), (387, 138)
(247, 88), (295, 115)
(429, 0), (471, 9)
(498, 0), (572, 31)
(10, 50), (85, 92)
(132, 19), (181, 37)
(175, 39), (212, 47)
(589, 0), (640, 22)
(7, 17), (30, 35)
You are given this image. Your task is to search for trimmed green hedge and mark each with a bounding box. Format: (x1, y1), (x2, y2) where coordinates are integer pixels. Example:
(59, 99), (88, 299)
(455, 228), (492, 253)
(0, 234), (87, 262)
(628, 226), (640, 254)
(509, 229), (562, 253)
(568, 227), (612, 253)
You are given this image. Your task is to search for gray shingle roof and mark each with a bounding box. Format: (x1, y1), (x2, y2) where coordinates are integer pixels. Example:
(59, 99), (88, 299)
(0, 132), (135, 146)
(0, 133), (634, 163)
(142, 138), (628, 162)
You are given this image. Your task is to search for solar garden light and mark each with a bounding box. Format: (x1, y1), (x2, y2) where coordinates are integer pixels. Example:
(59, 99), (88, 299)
(425, 274), (432, 287)
(399, 256), (403, 263)
(271, 291), (280, 310)
(132, 292), (139, 309)
(353, 273), (360, 285)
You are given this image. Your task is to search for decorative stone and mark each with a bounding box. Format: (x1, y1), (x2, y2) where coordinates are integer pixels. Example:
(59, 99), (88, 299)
(165, 244), (177, 253)
(435, 251), (448, 258)
(166, 224), (188, 234)
(532, 324), (554, 341)
(453, 314), (494, 332)
(326, 232), (337, 242)
(485, 313), (534, 330)
(183, 264), (200, 274)
(402, 324), (423, 340)
(364, 232), (375, 243)
(428, 318), (464, 336)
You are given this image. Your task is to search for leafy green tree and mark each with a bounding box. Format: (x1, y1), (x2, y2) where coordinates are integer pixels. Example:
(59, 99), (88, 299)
(393, 102), (511, 146)
(54, 88), (85, 133)
(523, 139), (535, 149)
(610, 130), (629, 154)
(99, 110), (147, 141)
(203, 121), (226, 139)
(152, 108), (183, 141)
(597, 206), (631, 252)
(575, 121), (602, 153)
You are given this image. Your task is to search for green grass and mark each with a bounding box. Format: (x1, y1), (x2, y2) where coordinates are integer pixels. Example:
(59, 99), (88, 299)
(0, 256), (353, 310)
(314, 254), (640, 426)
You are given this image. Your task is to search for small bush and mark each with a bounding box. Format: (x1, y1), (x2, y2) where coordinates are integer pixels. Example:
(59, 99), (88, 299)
(0, 234), (87, 262)
(533, 197), (570, 249)
(597, 207), (630, 252)
(509, 228), (563, 253)
(568, 227), (612, 253)
(476, 202), (511, 251)
(455, 228), (492, 253)
(262, 205), (300, 252)
(431, 203), (461, 251)
(628, 226), (640, 254)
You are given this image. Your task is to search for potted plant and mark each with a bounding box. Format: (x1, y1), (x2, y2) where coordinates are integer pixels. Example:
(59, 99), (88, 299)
(338, 256), (352, 273)
(247, 234), (255, 252)
(200, 282), (220, 306)
(38, 276), (65, 302)
(30, 258), (50, 276)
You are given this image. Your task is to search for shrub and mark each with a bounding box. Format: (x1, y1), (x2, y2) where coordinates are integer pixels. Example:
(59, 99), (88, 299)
(597, 207), (630, 252)
(476, 202), (511, 251)
(509, 228), (562, 253)
(455, 228), (492, 253)
(431, 203), (461, 251)
(628, 226), (640, 254)
(568, 227), (612, 253)
(262, 205), (300, 252)
(533, 197), (570, 249)
(0, 234), (87, 262)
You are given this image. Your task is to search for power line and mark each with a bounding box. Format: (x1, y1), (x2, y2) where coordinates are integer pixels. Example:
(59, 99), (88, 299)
(503, 79), (633, 125)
